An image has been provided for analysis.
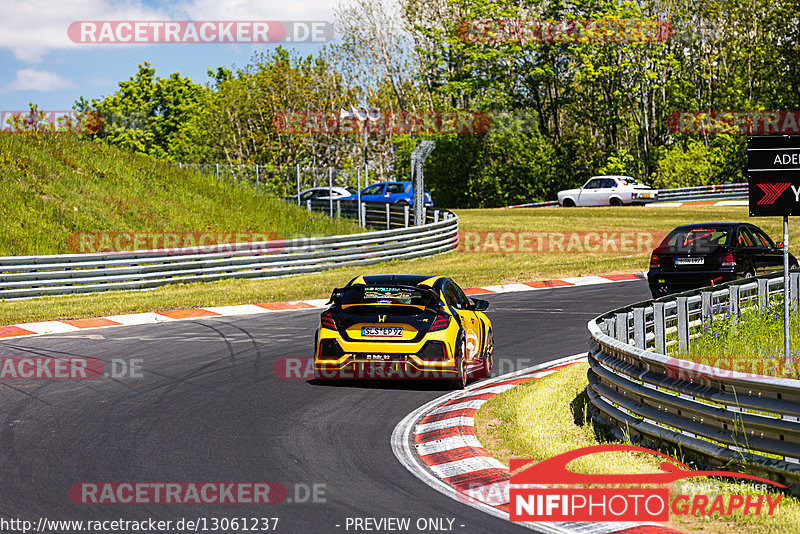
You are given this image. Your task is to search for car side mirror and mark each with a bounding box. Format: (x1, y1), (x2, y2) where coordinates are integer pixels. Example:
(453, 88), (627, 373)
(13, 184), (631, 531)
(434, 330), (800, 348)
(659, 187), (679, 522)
(777, 241), (785, 249)
(471, 298), (489, 311)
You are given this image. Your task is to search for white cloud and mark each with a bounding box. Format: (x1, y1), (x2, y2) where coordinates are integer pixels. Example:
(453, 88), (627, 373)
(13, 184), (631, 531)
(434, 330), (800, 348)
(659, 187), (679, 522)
(0, 0), (341, 63)
(170, 0), (337, 22)
(4, 68), (76, 91)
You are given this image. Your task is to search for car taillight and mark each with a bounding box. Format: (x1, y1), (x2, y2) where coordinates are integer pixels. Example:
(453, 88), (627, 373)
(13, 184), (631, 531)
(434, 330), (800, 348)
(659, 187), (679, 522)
(721, 253), (736, 268)
(649, 253), (660, 269)
(429, 314), (451, 332)
(320, 311), (336, 330)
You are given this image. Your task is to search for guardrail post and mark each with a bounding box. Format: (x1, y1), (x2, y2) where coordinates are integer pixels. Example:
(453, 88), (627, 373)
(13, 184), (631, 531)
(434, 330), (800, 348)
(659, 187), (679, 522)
(603, 318), (615, 338)
(653, 302), (666, 354)
(434, 209), (439, 223)
(306, 200), (312, 213)
(336, 200), (341, 218)
(791, 272), (800, 310)
(615, 312), (628, 344)
(404, 205), (410, 228)
(633, 307), (645, 349)
(386, 204), (391, 229)
(676, 296), (690, 353)
(215, 163), (219, 181)
(361, 203), (367, 227)
(255, 164), (259, 193)
(701, 290), (713, 333)
(758, 278), (770, 309)
(729, 284), (740, 317)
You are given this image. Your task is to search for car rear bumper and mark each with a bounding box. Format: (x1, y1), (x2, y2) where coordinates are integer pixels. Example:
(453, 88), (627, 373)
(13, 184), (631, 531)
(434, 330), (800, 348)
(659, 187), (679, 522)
(314, 355), (458, 380)
(647, 270), (737, 294)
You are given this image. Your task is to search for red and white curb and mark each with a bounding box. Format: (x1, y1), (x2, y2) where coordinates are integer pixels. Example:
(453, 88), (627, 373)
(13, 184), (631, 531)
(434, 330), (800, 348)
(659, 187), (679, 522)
(391, 355), (683, 534)
(646, 200), (747, 208)
(0, 273), (646, 340)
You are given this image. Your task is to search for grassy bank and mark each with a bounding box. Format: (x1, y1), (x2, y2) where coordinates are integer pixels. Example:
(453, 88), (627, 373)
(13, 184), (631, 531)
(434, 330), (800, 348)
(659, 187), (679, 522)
(0, 132), (360, 256)
(475, 363), (800, 533)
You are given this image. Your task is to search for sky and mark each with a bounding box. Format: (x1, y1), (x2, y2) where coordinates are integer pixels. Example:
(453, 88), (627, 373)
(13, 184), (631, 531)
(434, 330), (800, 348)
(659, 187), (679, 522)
(0, 0), (340, 113)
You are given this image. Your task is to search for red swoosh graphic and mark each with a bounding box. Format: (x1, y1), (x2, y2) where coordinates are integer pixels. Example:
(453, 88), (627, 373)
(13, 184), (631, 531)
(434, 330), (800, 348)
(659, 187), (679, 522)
(757, 183), (790, 205)
(510, 444), (785, 487)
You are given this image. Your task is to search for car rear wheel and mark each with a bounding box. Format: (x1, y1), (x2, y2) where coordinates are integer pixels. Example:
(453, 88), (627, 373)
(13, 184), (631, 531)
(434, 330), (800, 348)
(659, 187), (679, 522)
(396, 200), (409, 206)
(561, 198), (575, 207)
(610, 197), (623, 207)
(474, 330), (493, 380)
(744, 269), (756, 279)
(448, 334), (468, 390)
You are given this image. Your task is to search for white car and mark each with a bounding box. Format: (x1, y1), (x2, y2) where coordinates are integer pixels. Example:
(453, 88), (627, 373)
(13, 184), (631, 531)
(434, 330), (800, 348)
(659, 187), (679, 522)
(291, 186), (356, 203)
(557, 176), (657, 207)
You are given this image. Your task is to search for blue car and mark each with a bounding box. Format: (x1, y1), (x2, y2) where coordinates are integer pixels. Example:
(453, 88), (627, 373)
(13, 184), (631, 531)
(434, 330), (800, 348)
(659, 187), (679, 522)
(343, 181), (433, 206)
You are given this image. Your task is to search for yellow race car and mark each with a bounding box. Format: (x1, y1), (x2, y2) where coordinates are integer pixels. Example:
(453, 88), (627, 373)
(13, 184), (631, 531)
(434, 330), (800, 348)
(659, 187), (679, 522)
(313, 274), (493, 389)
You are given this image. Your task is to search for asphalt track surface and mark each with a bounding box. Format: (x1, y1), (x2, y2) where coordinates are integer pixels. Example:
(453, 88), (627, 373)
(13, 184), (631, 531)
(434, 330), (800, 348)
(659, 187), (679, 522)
(0, 280), (651, 534)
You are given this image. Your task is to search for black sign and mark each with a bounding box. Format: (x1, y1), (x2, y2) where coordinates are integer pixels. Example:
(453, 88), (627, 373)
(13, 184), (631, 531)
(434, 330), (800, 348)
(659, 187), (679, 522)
(748, 135), (800, 216)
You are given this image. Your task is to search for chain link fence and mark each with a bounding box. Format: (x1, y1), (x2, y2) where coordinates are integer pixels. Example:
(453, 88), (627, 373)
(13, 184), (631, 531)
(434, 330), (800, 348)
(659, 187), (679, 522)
(177, 163), (369, 200)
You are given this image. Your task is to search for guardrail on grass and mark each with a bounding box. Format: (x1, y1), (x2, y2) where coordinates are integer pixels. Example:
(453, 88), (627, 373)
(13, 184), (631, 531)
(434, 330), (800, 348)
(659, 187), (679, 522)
(302, 199), (449, 229)
(587, 271), (800, 490)
(0, 212), (458, 300)
(655, 182), (748, 203)
(497, 182), (748, 209)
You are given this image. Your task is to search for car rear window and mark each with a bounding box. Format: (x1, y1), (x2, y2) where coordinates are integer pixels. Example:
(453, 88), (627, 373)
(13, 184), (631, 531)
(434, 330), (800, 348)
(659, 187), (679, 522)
(661, 227), (731, 250)
(340, 286), (435, 307)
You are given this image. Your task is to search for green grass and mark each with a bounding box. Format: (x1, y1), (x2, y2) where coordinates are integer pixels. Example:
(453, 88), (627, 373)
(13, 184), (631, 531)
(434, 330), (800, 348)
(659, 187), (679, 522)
(0, 201), (791, 326)
(683, 299), (800, 378)
(0, 132), (360, 256)
(475, 363), (800, 533)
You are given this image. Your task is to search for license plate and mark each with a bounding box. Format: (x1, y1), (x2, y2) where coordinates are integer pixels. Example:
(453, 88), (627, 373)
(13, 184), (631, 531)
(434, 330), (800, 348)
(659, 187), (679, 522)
(361, 326), (403, 337)
(675, 257), (704, 266)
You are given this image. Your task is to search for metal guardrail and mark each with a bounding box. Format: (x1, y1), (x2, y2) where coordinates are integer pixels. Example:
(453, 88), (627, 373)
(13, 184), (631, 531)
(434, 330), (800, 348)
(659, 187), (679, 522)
(0, 213), (459, 300)
(587, 271), (800, 490)
(655, 182), (748, 202)
(302, 199), (448, 229)
(496, 183), (748, 209)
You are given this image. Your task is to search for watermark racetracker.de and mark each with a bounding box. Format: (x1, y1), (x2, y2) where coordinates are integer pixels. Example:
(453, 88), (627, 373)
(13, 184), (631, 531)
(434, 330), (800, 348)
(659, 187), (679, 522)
(458, 230), (668, 254)
(456, 19), (672, 44)
(69, 481), (326, 504)
(1, 109), (151, 134)
(668, 111), (800, 135)
(0, 357), (142, 379)
(68, 21), (334, 43)
(68, 232), (283, 254)
(274, 108), (546, 135)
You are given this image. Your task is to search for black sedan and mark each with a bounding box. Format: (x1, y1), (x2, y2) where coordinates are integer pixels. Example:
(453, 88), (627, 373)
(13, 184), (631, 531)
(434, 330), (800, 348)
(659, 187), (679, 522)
(647, 222), (798, 298)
